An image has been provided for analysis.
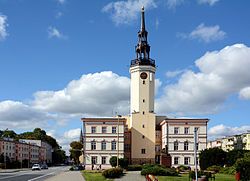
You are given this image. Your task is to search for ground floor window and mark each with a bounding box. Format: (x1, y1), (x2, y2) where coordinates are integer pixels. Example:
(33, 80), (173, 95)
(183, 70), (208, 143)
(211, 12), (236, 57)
(184, 157), (189, 165)
(174, 157), (179, 165)
(101, 156), (106, 164)
(91, 156), (97, 164)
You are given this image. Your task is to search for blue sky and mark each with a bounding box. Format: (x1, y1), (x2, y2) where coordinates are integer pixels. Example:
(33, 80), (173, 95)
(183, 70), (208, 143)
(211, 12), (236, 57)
(1, 0), (250, 152)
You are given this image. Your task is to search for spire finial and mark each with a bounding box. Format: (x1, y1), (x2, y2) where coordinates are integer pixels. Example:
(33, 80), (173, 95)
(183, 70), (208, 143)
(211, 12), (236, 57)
(141, 6), (145, 31)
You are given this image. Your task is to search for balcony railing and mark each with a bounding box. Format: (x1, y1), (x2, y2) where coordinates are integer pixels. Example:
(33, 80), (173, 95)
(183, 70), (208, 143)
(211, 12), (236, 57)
(130, 58), (155, 67)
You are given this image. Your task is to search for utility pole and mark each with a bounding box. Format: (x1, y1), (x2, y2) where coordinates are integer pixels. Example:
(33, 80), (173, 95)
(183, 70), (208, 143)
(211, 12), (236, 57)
(194, 128), (198, 181)
(116, 114), (121, 167)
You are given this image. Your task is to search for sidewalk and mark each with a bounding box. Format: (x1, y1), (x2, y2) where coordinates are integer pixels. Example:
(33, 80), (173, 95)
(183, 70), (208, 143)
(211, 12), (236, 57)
(114, 171), (145, 181)
(0, 168), (30, 173)
(45, 171), (85, 181)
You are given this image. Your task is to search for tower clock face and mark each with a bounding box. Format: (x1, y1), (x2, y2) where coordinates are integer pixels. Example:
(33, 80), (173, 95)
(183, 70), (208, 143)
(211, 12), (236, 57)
(140, 72), (148, 79)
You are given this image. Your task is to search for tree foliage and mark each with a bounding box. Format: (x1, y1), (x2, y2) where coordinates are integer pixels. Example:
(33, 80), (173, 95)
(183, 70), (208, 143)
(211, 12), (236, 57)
(226, 149), (249, 166)
(69, 141), (83, 164)
(235, 152), (250, 181)
(109, 156), (128, 168)
(199, 148), (227, 170)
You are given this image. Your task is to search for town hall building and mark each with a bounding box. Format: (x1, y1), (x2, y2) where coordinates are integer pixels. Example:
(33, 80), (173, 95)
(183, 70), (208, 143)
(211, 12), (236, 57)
(81, 7), (208, 170)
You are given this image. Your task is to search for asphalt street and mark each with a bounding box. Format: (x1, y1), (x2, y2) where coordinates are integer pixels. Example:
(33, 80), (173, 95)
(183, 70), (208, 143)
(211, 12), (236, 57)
(0, 166), (70, 181)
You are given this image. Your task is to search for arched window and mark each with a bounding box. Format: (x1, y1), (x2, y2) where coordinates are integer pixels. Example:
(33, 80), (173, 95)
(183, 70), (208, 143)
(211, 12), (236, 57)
(184, 141), (188, 151)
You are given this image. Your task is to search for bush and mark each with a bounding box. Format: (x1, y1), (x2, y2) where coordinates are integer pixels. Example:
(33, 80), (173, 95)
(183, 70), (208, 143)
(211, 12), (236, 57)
(141, 165), (178, 176)
(235, 157), (250, 181)
(119, 158), (129, 169)
(127, 165), (142, 171)
(177, 165), (191, 172)
(206, 165), (222, 173)
(109, 156), (117, 167)
(219, 166), (236, 175)
(102, 168), (123, 178)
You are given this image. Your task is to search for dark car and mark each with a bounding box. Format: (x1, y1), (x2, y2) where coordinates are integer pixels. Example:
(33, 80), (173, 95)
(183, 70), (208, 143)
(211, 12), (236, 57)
(41, 164), (48, 169)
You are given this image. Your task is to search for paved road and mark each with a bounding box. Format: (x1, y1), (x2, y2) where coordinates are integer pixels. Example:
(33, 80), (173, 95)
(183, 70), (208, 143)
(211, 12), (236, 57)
(0, 166), (70, 181)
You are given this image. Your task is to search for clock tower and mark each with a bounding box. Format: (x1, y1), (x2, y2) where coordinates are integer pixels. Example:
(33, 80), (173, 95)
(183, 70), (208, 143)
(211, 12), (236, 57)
(129, 7), (156, 164)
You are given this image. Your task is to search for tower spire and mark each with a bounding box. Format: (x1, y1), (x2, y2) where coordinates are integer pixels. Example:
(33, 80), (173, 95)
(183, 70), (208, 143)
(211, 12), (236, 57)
(141, 6), (145, 32)
(130, 7), (155, 67)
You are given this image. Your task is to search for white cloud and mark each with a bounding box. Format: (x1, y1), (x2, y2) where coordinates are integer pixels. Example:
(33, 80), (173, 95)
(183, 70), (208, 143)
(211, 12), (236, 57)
(166, 0), (185, 9)
(48, 26), (66, 39)
(208, 124), (250, 139)
(102, 0), (157, 25)
(57, 0), (66, 4)
(179, 23), (226, 43)
(166, 69), (186, 78)
(156, 44), (250, 115)
(0, 14), (8, 41)
(239, 87), (250, 100)
(64, 128), (81, 139)
(32, 71), (130, 116)
(0, 101), (53, 129)
(197, 0), (219, 6)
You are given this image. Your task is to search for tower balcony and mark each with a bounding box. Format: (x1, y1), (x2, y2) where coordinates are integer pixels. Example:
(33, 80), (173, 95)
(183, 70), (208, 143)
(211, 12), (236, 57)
(130, 57), (156, 67)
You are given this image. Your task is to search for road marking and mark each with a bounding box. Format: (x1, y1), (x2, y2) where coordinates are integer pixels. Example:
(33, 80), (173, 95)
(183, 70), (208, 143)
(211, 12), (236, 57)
(27, 172), (55, 181)
(0, 173), (27, 180)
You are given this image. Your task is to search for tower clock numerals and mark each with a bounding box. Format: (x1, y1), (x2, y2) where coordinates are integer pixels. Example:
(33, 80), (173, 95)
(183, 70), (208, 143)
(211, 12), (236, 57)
(140, 72), (148, 79)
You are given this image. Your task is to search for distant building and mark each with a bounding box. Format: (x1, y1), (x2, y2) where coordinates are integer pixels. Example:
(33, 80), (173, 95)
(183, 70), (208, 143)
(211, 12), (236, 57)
(19, 139), (52, 164)
(0, 138), (47, 166)
(81, 7), (208, 170)
(207, 132), (250, 151)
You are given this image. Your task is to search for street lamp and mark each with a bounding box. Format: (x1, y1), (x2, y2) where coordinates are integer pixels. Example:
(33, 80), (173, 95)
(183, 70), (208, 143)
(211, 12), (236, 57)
(116, 114), (122, 167)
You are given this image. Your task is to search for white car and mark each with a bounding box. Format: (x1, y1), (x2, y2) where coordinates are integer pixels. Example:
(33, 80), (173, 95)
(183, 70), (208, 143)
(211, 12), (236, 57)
(32, 164), (41, 171)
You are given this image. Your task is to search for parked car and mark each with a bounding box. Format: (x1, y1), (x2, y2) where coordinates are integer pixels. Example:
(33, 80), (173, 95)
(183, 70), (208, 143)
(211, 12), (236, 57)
(41, 164), (48, 169)
(32, 164), (41, 171)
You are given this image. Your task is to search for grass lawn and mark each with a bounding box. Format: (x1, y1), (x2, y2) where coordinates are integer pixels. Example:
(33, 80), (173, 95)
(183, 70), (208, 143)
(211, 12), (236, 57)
(158, 173), (235, 181)
(82, 170), (113, 181)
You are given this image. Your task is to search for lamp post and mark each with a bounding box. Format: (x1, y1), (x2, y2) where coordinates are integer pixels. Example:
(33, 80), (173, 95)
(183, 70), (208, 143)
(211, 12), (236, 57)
(116, 114), (122, 167)
(194, 128), (198, 181)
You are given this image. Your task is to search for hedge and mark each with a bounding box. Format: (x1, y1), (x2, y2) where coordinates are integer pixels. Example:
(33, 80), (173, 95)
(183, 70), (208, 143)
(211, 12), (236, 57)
(102, 168), (123, 178)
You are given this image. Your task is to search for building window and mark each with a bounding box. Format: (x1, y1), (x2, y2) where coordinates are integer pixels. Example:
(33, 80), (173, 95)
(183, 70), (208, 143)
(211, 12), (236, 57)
(142, 124), (145, 128)
(184, 127), (189, 134)
(155, 145), (161, 152)
(174, 157), (179, 165)
(102, 157), (106, 164)
(101, 141), (106, 150)
(141, 149), (146, 154)
(91, 127), (96, 133)
(184, 141), (189, 151)
(184, 157), (189, 165)
(111, 141), (116, 150)
(91, 141), (96, 150)
(174, 141), (178, 151)
(142, 135), (145, 139)
(102, 127), (107, 133)
(196, 143), (199, 151)
(143, 99), (145, 103)
(195, 127), (199, 132)
(174, 127), (179, 134)
(91, 156), (97, 164)
(112, 127), (117, 133)
(142, 111), (145, 115)
(143, 80), (145, 84)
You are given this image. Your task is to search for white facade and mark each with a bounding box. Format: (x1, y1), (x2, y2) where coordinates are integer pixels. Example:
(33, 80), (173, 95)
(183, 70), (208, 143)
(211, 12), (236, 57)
(82, 118), (125, 169)
(161, 119), (208, 169)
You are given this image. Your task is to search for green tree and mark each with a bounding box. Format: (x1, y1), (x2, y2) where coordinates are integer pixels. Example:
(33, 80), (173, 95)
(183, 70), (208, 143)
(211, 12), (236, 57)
(1, 129), (17, 139)
(52, 149), (66, 164)
(235, 152), (250, 181)
(69, 141), (83, 164)
(109, 156), (117, 167)
(199, 148), (227, 170)
(226, 149), (249, 166)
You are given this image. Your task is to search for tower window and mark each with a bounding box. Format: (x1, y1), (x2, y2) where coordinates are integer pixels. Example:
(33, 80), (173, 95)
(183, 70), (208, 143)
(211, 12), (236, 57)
(143, 111), (145, 115)
(141, 149), (146, 154)
(143, 99), (145, 103)
(143, 80), (145, 84)
(142, 135), (145, 139)
(142, 124), (145, 128)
